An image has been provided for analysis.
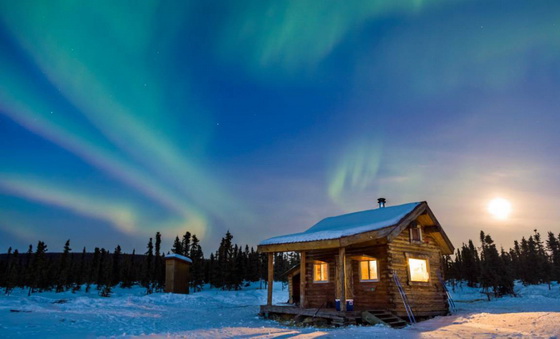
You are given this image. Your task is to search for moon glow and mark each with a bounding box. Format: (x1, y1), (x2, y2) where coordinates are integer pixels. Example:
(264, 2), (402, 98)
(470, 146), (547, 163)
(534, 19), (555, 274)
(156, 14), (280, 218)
(487, 198), (512, 220)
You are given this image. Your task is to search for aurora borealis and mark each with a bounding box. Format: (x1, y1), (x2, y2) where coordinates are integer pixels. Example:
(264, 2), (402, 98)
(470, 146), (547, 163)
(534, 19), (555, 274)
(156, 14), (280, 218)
(1, 0), (560, 252)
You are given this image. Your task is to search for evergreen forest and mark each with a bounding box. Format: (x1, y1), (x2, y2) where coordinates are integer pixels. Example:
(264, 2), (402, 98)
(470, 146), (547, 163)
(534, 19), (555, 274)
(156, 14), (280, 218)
(1, 229), (559, 299)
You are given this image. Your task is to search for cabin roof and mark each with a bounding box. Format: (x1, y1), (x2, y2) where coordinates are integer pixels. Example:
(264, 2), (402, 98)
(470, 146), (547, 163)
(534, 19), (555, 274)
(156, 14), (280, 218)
(165, 253), (192, 263)
(258, 201), (454, 254)
(261, 202), (420, 246)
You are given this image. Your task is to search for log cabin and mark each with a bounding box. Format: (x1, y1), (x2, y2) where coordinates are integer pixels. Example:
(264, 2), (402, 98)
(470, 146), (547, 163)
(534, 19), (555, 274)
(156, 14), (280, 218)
(257, 200), (454, 325)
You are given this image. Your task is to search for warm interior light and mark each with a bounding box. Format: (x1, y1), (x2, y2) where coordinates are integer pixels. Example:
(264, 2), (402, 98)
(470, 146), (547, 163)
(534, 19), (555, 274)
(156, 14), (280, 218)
(409, 258), (429, 282)
(360, 260), (378, 281)
(313, 262), (328, 282)
(487, 198), (512, 220)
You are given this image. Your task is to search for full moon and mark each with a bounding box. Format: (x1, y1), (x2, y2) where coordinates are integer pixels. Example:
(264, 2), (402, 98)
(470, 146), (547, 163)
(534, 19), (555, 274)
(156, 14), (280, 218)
(487, 198), (512, 220)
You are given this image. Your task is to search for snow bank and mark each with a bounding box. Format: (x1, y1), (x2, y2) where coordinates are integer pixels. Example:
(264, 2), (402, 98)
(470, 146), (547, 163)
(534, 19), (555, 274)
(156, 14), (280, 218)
(0, 281), (559, 338)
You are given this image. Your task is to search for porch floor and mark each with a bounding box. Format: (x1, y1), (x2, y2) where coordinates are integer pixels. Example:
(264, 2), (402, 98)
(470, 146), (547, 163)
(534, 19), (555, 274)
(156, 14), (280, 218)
(260, 304), (410, 328)
(260, 304), (361, 325)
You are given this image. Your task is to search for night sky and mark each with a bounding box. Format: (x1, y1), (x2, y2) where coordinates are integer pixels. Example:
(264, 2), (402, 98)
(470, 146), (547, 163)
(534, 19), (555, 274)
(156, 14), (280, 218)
(1, 0), (559, 254)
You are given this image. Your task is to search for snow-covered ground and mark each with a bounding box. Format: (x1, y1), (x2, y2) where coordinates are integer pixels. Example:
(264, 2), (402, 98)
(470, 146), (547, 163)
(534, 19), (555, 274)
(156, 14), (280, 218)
(0, 281), (559, 338)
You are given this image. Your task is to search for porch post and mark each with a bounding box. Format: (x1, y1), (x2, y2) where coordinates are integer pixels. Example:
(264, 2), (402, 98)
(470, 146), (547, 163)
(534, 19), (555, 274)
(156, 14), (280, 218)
(267, 252), (274, 306)
(300, 251), (306, 308)
(338, 247), (346, 311)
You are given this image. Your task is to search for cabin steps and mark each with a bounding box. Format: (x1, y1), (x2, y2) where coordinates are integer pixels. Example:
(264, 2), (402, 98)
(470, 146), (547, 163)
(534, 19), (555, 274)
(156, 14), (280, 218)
(361, 310), (408, 328)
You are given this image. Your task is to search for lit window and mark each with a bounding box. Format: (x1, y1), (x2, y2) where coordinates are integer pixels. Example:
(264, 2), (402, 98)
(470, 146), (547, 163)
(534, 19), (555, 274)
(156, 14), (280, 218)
(408, 258), (429, 282)
(313, 262), (328, 282)
(410, 225), (422, 242)
(359, 260), (378, 281)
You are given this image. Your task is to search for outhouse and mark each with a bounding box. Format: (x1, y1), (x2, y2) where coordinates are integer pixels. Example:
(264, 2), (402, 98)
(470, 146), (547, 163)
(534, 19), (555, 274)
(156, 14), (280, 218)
(165, 253), (192, 294)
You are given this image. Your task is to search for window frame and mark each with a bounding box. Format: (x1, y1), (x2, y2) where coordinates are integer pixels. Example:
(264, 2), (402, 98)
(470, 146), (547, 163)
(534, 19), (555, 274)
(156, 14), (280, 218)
(312, 261), (329, 283)
(409, 223), (423, 243)
(359, 259), (379, 282)
(405, 254), (431, 283)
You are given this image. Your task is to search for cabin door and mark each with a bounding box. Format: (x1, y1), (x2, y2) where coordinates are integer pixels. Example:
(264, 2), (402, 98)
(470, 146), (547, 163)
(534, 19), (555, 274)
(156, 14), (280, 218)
(292, 273), (300, 304)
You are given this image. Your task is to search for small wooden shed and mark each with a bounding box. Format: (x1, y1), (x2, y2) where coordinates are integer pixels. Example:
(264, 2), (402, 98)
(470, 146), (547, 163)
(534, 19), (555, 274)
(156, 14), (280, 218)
(258, 200), (455, 324)
(165, 253), (192, 294)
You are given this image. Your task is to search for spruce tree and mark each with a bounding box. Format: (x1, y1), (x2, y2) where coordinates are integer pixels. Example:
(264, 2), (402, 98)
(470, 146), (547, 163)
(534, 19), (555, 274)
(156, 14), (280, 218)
(143, 238), (154, 294)
(460, 240), (480, 287)
(4, 249), (19, 294)
(0, 247), (12, 288)
(216, 231), (234, 289)
(479, 231), (514, 297)
(189, 234), (205, 291)
(533, 230), (552, 285)
(499, 247), (515, 296)
(154, 233), (164, 291)
(86, 247), (101, 293)
(112, 245), (122, 286)
(73, 247), (87, 292)
(523, 235), (541, 284)
(246, 247), (259, 282)
(23, 244), (33, 288)
(181, 231), (191, 257)
(56, 240), (72, 293)
(171, 236), (183, 255)
(233, 245), (244, 289)
(28, 241), (48, 295)
(96, 249), (107, 289)
(546, 232), (560, 281)
(99, 249), (113, 297)
(510, 240), (522, 279)
(519, 237), (531, 283)
(207, 253), (216, 287)
(259, 252), (268, 288)
(120, 250), (135, 288)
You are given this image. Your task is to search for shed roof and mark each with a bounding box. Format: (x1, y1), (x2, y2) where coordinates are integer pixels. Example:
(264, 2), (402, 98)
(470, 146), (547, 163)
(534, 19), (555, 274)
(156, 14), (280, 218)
(165, 253), (192, 263)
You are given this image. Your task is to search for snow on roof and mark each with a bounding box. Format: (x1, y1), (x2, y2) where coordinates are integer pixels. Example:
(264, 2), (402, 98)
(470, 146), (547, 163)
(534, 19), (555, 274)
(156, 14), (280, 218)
(165, 253), (192, 263)
(260, 202), (420, 245)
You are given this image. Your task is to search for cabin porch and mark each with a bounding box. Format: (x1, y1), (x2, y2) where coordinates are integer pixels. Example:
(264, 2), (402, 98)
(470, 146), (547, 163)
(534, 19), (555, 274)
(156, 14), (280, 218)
(263, 245), (392, 313)
(260, 304), (360, 325)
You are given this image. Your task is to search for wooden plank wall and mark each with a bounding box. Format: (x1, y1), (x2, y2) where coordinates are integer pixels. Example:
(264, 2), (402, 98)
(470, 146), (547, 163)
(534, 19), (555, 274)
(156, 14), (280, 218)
(165, 260), (175, 293)
(387, 226), (448, 317)
(165, 259), (190, 294)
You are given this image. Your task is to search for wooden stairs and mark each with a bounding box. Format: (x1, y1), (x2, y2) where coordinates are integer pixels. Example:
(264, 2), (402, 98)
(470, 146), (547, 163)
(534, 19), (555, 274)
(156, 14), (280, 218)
(361, 310), (408, 328)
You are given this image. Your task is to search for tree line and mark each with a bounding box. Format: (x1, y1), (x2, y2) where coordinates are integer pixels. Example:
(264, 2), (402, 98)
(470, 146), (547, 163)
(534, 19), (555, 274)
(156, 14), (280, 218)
(0, 230), (299, 296)
(10, 227), (555, 300)
(444, 229), (560, 298)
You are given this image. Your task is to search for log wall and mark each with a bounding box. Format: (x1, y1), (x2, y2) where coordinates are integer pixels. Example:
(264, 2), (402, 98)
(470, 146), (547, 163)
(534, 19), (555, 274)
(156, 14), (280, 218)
(345, 245), (391, 310)
(387, 225), (448, 317)
(303, 245), (392, 310)
(297, 223), (449, 317)
(303, 251), (337, 308)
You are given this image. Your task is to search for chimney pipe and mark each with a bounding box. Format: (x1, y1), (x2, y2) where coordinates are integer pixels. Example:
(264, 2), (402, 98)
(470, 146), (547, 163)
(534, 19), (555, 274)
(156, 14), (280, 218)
(377, 198), (386, 208)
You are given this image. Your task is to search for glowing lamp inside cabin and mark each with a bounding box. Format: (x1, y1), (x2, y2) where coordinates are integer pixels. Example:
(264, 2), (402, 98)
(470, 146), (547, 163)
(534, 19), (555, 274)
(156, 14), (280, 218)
(408, 258), (429, 282)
